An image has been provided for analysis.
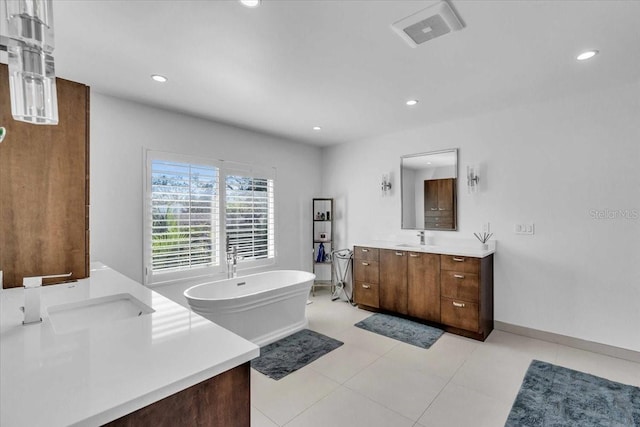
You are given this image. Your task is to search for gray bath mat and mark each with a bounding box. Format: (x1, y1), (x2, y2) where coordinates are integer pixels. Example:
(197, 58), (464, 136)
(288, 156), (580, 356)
(251, 329), (343, 380)
(506, 360), (640, 426)
(354, 313), (444, 349)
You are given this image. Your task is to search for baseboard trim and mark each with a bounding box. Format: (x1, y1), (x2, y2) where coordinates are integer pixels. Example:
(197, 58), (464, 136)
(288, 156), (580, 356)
(494, 321), (640, 364)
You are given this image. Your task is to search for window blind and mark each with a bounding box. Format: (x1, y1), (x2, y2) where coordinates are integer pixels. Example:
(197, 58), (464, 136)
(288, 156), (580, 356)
(150, 160), (219, 272)
(225, 174), (275, 261)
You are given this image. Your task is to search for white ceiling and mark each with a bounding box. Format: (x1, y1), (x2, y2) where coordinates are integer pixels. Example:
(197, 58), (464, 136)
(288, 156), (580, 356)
(46, 0), (640, 146)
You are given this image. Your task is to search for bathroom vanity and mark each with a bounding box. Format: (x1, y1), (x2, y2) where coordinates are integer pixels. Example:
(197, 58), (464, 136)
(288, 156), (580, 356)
(0, 262), (259, 426)
(354, 242), (494, 341)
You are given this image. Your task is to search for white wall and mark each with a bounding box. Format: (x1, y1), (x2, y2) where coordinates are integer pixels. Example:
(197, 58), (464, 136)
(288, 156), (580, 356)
(322, 81), (640, 352)
(90, 93), (322, 287)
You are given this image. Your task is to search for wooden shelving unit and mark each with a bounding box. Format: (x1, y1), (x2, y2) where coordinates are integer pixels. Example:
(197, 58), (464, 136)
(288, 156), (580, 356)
(312, 198), (333, 295)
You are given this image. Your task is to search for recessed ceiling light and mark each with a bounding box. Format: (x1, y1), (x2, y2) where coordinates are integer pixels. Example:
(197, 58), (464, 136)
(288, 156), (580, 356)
(576, 50), (598, 61)
(151, 74), (168, 83)
(312, 126), (322, 131)
(406, 99), (419, 106)
(240, 0), (261, 8)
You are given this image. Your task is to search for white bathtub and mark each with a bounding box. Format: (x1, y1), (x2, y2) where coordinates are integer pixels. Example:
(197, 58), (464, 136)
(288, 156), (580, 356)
(184, 270), (315, 346)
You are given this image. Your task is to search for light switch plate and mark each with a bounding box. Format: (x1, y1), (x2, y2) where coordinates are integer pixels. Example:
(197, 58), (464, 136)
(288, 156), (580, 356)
(514, 223), (535, 235)
(481, 222), (490, 233)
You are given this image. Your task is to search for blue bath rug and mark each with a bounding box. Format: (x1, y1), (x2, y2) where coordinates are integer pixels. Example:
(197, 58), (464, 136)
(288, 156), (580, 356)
(354, 313), (444, 349)
(505, 360), (640, 426)
(251, 329), (343, 380)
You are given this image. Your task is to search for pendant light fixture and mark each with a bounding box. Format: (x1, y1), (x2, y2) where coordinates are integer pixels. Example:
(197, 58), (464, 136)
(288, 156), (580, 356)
(1, 0), (59, 125)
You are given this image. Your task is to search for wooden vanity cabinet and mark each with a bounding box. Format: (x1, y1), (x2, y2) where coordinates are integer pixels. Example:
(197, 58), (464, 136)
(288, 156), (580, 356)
(379, 249), (408, 315)
(353, 247), (380, 308)
(407, 252), (440, 322)
(353, 245), (493, 341)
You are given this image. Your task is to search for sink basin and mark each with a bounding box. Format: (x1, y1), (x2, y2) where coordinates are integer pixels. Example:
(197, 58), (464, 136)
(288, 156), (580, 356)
(47, 293), (155, 334)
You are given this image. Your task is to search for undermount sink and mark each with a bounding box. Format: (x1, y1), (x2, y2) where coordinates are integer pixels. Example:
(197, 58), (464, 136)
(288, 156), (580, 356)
(47, 293), (155, 334)
(396, 243), (423, 249)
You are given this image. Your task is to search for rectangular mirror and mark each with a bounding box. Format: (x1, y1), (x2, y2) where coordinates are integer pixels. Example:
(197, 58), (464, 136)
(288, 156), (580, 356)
(401, 149), (458, 231)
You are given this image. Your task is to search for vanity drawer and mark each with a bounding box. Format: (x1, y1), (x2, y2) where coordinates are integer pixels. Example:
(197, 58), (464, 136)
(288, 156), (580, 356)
(441, 271), (479, 303)
(441, 297), (479, 332)
(425, 221), (454, 229)
(354, 281), (379, 308)
(354, 246), (379, 262)
(354, 260), (379, 283)
(441, 255), (480, 274)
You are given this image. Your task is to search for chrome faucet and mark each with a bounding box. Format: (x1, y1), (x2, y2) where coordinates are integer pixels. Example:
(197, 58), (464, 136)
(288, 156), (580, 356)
(22, 272), (72, 325)
(226, 235), (239, 278)
(417, 231), (426, 245)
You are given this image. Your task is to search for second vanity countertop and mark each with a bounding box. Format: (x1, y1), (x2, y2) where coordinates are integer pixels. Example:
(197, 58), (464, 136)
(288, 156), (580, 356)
(354, 240), (496, 258)
(0, 262), (260, 427)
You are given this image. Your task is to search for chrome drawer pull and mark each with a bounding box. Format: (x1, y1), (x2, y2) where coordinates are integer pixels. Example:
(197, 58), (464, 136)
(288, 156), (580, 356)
(395, 252), (404, 256)
(452, 257), (465, 262)
(362, 284), (371, 289)
(454, 274), (465, 279)
(362, 248), (369, 252)
(430, 208), (438, 211)
(453, 302), (465, 308)
(438, 208), (445, 210)
(362, 262), (369, 266)
(409, 253), (419, 257)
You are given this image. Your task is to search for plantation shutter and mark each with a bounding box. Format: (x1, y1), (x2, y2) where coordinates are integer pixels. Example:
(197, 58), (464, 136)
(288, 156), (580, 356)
(224, 165), (275, 261)
(150, 160), (219, 272)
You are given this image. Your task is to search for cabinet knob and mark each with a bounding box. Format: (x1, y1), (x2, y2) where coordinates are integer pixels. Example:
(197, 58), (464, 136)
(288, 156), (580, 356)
(454, 274), (465, 279)
(452, 257), (465, 262)
(453, 301), (465, 308)
(362, 262), (369, 266)
(362, 284), (371, 289)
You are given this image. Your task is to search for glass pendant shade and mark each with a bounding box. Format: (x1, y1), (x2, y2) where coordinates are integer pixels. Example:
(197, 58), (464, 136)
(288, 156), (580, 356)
(8, 43), (59, 124)
(5, 0), (55, 51)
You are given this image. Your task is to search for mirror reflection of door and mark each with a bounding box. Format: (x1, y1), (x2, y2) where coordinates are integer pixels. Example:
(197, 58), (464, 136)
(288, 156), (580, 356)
(424, 178), (456, 230)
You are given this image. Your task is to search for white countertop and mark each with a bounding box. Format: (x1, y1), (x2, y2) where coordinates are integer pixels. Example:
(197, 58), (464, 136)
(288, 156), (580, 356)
(0, 262), (259, 427)
(354, 240), (496, 258)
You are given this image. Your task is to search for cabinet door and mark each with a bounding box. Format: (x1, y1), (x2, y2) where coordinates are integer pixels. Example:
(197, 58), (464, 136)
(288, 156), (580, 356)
(0, 64), (90, 288)
(379, 249), (408, 314)
(424, 180), (439, 215)
(407, 252), (440, 322)
(437, 179), (454, 211)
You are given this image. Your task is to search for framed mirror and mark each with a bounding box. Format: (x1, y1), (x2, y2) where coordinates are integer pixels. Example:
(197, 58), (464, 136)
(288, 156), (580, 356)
(401, 149), (458, 231)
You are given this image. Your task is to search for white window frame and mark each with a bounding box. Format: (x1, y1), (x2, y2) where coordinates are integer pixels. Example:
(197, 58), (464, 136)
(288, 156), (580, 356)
(144, 151), (276, 286)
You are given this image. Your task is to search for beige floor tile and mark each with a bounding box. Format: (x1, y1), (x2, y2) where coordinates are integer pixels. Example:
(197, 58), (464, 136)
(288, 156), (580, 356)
(417, 382), (512, 427)
(251, 406), (279, 427)
(308, 342), (380, 384)
(251, 367), (340, 425)
(383, 333), (478, 380)
(284, 386), (415, 427)
(344, 357), (448, 421)
(331, 324), (401, 356)
(555, 344), (640, 387)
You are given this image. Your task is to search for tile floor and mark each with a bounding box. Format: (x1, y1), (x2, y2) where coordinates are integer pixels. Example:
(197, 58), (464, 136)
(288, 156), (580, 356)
(250, 290), (640, 427)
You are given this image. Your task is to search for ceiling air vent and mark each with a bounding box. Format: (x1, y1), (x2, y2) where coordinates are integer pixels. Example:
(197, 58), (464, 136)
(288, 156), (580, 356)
(391, 1), (465, 48)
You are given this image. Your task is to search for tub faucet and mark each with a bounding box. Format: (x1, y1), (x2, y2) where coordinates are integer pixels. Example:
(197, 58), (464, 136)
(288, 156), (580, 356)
(417, 231), (426, 245)
(227, 246), (239, 278)
(22, 272), (72, 325)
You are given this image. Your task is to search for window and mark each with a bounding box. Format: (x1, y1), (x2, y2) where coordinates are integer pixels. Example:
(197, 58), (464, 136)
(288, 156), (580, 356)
(145, 152), (275, 285)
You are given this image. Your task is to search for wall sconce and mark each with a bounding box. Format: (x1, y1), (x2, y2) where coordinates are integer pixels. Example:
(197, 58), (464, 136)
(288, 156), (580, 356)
(467, 165), (479, 194)
(381, 173), (392, 197)
(1, 0), (59, 125)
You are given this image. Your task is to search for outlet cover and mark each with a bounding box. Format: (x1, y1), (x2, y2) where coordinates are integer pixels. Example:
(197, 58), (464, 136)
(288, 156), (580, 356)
(514, 223), (535, 235)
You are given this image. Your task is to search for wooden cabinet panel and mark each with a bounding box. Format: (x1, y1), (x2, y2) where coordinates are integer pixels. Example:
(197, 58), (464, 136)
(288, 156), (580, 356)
(407, 252), (440, 322)
(354, 281), (380, 308)
(437, 179), (454, 211)
(423, 178), (456, 230)
(441, 255), (479, 274)
(379, 249), (408, 315)
(0, 64), (90, 288)
(441, 297), (479, 332)
(354, 260), (379, 283)
(106, 362), (250, 427)
(440, 271), (479, 303)
(354, 246), (379, 262)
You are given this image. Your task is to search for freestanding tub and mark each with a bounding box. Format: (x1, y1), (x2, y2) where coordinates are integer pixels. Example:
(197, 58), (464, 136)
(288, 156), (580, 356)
(184, 270), (315, 346)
